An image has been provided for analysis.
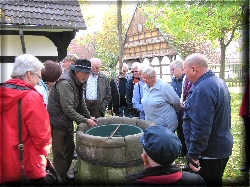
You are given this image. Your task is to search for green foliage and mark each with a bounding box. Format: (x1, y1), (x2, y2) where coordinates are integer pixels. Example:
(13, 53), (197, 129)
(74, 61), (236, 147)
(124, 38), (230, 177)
(75, 3), (133, 73)
(95, 4), (132, 70)
(143, 0), (248, 79)
(144, 0), (245, 44)
(223, 92), (247, 186)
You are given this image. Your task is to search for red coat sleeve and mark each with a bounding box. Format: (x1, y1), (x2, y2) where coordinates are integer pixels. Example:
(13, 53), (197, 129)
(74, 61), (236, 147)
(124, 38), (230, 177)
(239, 78), (250, 118)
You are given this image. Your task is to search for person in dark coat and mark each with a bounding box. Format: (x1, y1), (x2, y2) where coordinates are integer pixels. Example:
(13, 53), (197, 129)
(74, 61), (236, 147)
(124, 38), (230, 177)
(108, 63), (130, 117)
(183, 53), (233, 186)
(126, 62), (141, 118)
(47, 59), (97, 184)
(125, 125), (206, 186)
(170, 59), (187, 156)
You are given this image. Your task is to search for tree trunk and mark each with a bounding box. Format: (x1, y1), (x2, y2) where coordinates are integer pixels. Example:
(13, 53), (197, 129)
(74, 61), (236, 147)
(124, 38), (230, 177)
(219, 39), (226, 81)
(117, 0), (123, 74)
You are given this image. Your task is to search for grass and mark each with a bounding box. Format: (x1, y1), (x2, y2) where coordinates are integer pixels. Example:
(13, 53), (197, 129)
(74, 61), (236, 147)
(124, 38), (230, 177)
(176, 92), (249, 186)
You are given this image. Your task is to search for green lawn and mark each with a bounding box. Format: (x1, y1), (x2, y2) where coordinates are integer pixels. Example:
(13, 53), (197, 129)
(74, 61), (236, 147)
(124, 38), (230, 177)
(176, 92), (249, 186)
(223, 92), (248, 186)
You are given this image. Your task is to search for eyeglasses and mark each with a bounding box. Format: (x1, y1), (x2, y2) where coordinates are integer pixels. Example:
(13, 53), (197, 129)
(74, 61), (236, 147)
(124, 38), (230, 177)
(142, 75), (154, 81)
(92, 66), (100, 70)
(34, 72), (42, 79)
(131, 71), (138, 73)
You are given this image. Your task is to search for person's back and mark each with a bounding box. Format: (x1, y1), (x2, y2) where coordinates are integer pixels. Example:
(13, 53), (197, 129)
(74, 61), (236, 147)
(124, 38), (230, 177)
(125, 171), (205, 186)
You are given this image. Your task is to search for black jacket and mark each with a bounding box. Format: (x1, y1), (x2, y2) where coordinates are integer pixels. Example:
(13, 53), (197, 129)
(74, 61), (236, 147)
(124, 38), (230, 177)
(125, 165), (206, 186)
(108, 76), (127, 115)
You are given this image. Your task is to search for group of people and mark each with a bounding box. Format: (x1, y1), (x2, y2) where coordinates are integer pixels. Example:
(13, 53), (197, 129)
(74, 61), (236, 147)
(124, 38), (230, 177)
(0, 52), (246, 186)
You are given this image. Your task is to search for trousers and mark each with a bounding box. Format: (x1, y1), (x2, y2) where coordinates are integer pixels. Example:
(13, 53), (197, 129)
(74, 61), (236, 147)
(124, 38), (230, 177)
(85, 99), (104, 118)
(52, 126), (74, 180)
(193, 157), (229, 186)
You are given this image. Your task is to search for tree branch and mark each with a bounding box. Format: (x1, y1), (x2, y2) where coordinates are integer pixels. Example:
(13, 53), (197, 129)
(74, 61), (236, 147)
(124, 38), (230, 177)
(225, 19), (240, 48)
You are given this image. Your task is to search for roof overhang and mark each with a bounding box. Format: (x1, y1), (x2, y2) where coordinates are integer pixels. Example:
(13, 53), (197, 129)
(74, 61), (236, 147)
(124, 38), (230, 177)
(0, 24), (87, 31)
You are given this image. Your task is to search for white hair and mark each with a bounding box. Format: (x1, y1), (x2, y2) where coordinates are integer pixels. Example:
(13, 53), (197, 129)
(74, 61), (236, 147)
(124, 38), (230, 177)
(11, 54), (44, 78)
(142, 66), (156, 78)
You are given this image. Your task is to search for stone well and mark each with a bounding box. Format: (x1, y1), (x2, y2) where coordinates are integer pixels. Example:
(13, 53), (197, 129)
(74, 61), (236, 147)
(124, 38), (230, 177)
(75, 116), (156, 185)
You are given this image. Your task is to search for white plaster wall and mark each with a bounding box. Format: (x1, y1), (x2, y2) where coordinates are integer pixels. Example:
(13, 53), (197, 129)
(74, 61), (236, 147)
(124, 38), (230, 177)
(0, 63), (14, 83)
(0, 35), (57, 82)
(1, 35), (57, 56)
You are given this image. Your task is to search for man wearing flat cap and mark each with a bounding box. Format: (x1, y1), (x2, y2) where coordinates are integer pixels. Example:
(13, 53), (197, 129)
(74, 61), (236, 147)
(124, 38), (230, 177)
(48, 59), (97, 184)
(125, 126), (206, 186)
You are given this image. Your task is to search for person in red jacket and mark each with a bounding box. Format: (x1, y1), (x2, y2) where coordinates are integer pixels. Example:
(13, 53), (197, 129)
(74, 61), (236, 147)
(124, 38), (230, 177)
(0, 54), (52, 185)
(239, 77), (249, 172)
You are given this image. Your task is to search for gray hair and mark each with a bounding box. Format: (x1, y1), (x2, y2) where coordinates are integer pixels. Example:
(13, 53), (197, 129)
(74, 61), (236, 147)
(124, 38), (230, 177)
(90, 58), (102, 65)
(185, 53), (208, 68)
(142, 66), (156, 78)
(64, 54), (78, 62)
(131, 62), (140, 69)
(11, 54), (44, 78)
(170, 59), (184, 70)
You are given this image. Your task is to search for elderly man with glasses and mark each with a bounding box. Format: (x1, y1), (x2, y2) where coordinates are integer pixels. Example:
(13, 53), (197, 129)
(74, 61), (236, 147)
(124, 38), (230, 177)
(126, 62), (141, 118)
(84, 58), (111, 118)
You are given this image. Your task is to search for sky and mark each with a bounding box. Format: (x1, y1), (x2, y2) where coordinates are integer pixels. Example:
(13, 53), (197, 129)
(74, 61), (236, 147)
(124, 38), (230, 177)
(76, 1), (137, 37)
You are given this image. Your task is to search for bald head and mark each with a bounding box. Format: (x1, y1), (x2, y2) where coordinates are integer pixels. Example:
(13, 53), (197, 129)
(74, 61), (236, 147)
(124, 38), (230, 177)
(185, 53), (208, 69)
(184, 53), (210, 83)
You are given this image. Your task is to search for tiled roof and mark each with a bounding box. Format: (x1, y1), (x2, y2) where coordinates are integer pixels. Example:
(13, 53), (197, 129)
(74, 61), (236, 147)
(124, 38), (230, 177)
(0, 0), (87, 30)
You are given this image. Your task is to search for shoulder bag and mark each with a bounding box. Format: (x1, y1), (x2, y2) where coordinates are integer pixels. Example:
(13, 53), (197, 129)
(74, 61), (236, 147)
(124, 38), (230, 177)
(18, 99), (62, 186)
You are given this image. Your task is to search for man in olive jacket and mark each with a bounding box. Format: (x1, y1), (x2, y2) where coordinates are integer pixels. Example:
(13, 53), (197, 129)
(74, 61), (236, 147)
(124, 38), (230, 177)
(47, 59), (97, 184)
(84, 58), (111, 118)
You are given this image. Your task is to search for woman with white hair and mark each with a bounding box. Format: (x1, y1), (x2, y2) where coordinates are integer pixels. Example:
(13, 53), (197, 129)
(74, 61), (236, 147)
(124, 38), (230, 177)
(141, 66), (180, 131)
(0, 54), (54, 185)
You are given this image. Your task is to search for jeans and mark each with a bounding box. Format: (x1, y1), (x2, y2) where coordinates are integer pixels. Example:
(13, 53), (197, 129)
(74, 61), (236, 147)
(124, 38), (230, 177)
(118, 106), (133, 118)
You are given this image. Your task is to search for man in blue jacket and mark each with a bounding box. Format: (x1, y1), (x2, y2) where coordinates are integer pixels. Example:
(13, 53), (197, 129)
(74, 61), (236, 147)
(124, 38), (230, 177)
(183, 53), (233, 186)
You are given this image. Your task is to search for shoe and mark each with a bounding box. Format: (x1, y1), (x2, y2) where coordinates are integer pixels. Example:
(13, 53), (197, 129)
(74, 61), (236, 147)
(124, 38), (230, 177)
(72, 153), (77, 160)
(66, 175), (75, 182)
(181, 165), (190, 171)
(240, 165), (249, 172)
